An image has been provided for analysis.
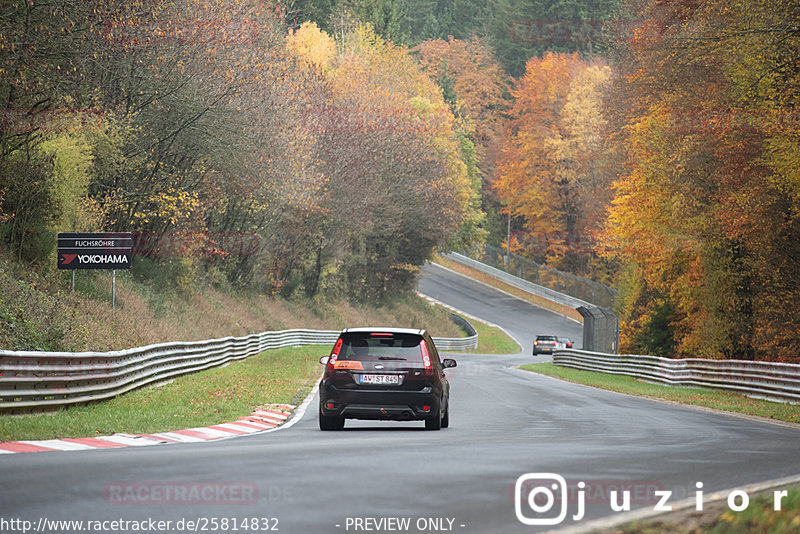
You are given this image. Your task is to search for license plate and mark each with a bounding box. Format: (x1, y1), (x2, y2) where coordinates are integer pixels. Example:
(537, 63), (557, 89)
(358, 374), (400, 385)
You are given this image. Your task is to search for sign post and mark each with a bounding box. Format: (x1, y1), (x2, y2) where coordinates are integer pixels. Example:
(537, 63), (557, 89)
(57, 232), (133, 310)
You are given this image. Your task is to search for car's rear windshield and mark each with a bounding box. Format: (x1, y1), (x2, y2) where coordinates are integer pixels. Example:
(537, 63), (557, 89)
(338, 332), (425, 365)
(536, 335), (556, 341)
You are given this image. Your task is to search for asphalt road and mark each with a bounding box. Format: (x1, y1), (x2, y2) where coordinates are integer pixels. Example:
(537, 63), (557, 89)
(1, 264), (799, 534)
(418, 262), (583, 356)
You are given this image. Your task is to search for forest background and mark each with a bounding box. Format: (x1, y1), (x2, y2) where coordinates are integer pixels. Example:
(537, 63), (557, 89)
(1, 0), (798, 361)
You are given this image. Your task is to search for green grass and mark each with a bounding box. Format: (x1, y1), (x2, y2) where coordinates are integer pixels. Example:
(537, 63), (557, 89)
(459, 316), (521, 354)
(702, 487), (800, 534)
(0, 346), (325, 441)
(0, 250), (466, 353)
(617, 486), (800, 533)
(0, 304), (509, 442)
(521, 363), (800, 424)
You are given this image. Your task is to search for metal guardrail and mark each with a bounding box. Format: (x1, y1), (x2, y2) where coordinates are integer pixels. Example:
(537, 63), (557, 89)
(445, 252), (591, 309)
(553, 349), (800, 404)
(474, 244), (618, 308)
(434, 335), (479, 352)
(576, 306), (619, 355)
(443, 252), (620, 353)
(0, 328), (478, 413)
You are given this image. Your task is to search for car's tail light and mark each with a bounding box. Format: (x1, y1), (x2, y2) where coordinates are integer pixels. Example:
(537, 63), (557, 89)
(327, 338), (343, 370)
(420, 340), (433, 375)
(534, 340), (539, 346)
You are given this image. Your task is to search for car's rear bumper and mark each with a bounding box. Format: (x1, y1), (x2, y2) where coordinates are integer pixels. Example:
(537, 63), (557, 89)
(319, 382), (442, 421)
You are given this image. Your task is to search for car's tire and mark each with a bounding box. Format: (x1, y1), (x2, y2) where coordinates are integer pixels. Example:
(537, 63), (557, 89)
(319, 414), (345, 430)
(441, 403), (449, 428)
(425, 406), (442, 430)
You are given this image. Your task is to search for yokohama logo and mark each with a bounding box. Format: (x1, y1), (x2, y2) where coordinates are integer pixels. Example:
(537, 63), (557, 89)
(76, 254), (129, 264)
(61, 254), (78, 265)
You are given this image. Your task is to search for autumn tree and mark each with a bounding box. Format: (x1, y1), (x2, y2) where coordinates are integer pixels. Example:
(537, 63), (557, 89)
(603, 0), (800, 361)
(0, 0), (482, 304)
(415, 36), (508, 185)
(493, 52), (613, 274)
(546, 62), (613, 272)
(292, 0), (623, 76)
(286, 22), (478, 299)
(0, 0), (100, 259)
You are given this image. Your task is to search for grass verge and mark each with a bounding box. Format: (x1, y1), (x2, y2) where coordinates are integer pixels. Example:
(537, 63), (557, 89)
(0, 250), (464, 352)
(612, 485), (800, 533)
(521, 362), (800, 424)
(458, 315), (521, 355)
(0, 317), (515, 441)
(434, 255), (583, 322)
(0, 345), (326, 441)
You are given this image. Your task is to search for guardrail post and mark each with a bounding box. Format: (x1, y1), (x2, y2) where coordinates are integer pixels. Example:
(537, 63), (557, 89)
(600, 307), (620, 354)
(593, 307), (608, 354)
(577, 307), (595, 351)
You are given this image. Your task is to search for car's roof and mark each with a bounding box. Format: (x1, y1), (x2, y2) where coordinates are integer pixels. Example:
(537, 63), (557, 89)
(341, 327), (426, 336)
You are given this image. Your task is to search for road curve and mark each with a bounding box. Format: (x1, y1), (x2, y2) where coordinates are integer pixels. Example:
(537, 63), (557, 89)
(0, 265), (798, 533)
(418, 262), (583, 356)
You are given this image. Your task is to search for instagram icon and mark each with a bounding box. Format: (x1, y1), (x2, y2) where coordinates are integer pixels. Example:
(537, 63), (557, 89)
(514, 473), (571, 526)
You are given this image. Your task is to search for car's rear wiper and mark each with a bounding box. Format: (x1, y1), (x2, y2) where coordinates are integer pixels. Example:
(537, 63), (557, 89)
(377, 356), (407, 360)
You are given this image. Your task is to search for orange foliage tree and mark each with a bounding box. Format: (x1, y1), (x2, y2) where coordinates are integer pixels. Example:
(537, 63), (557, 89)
(493, 52), (613, 275)
(415, 36), (506, 246)
(603, 0), (800, 361)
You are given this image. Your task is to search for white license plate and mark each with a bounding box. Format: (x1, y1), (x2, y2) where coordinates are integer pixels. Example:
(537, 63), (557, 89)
(358, 374), (400, 385)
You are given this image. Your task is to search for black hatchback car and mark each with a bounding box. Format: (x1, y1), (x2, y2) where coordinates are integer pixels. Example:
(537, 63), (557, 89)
(318, 327), (456, 431)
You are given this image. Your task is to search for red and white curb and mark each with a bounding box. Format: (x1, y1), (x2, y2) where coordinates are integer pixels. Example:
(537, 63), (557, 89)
(0, 404), (295, 455)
